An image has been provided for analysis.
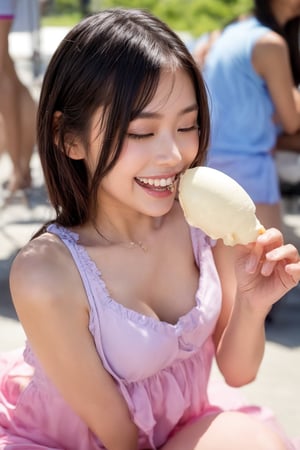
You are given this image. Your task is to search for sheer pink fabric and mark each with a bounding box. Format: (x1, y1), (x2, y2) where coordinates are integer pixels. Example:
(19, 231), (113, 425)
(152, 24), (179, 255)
(0, 225), (298, 449)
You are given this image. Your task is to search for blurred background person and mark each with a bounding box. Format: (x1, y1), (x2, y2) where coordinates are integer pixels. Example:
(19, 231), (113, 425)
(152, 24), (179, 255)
(193, 14), (250, 70)
(0, 0), (38, 194)
(202, 0), (300, 233)
(79, 0), (91, 17)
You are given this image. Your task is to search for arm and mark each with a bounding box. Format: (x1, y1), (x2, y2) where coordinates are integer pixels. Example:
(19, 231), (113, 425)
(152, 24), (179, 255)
(212, 228), (300, 387)
(252, 31), (300, 134)
(193, 30), (221, 68)
(10, 234), (138, 450)
(276, 130), (300, 153)
(193, 14), (249, 68)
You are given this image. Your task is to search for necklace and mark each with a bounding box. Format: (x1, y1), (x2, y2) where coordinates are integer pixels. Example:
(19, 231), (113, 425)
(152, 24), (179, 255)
(93, 223), (148, 252)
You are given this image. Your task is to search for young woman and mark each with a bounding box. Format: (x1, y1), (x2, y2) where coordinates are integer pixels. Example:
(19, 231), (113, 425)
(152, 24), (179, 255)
(203, 0), (300, 232)
(0, 8), (300, 450)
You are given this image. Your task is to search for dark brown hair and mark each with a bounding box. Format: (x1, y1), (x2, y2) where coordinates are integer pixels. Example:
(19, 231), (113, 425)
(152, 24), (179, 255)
(254, 0), (300, 85)
(36, 8), (210, 235)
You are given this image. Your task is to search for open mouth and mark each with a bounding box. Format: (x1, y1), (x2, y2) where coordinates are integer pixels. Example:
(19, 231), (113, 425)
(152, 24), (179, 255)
(135, 174), (178, 192)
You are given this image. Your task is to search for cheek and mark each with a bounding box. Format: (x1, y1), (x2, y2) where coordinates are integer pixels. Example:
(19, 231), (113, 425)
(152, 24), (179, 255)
(107, 143), (141, 180)
(180, 133), (200, 161)
(116, 140), (149, 170)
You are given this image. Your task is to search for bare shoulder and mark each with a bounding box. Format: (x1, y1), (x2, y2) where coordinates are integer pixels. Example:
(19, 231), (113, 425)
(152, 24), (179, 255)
(10, 232), (83, 311)
(252, 30), (288, 74)
(255, 29), (286, 51)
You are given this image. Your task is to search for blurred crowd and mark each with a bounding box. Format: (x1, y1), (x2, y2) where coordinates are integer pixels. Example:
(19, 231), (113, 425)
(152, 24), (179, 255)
(1, 0), (300, 215)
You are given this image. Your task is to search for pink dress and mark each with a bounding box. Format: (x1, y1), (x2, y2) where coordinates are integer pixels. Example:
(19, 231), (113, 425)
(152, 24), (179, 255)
(0, 224), (298, 449)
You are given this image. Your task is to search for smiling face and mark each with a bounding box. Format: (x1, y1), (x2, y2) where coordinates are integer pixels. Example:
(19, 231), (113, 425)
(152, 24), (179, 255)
(86, 68), (199, 219)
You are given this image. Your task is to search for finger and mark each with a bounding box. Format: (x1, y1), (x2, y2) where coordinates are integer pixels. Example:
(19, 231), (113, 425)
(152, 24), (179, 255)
(285, 261), (300, 284)
(245, 228), (287, 274)
(245, 241), (264, 273)
(256, 227), (284, 248)
(266, 244), (300, 263)
(260, 244), (300, 277)
(260, 259), (277, 277)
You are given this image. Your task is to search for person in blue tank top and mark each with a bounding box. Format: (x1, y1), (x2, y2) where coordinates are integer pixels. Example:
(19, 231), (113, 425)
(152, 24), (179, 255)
(203, 0), (300, 232)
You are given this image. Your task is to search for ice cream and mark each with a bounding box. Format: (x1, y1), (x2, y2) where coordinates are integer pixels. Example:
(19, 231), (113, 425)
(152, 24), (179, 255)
(178, 166), (265, 246)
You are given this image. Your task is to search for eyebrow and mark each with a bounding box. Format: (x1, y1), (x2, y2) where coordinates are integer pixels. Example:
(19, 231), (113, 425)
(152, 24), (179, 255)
(135, 104), (199, 119)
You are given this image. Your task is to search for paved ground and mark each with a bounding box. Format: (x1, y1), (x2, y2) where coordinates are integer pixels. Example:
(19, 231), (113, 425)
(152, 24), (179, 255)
(0, 26), (300, 441)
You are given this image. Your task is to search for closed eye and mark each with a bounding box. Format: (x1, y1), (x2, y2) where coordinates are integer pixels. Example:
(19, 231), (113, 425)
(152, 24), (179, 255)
(178, 125), (199, 133)
(127, 133), (154, 140)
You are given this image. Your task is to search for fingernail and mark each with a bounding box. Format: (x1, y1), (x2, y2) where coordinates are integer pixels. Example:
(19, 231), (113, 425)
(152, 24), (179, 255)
(261, 261), (273, 276)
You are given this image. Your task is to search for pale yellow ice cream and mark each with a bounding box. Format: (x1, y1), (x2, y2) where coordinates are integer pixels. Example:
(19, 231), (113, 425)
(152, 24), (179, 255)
(178, 166), (265, 246)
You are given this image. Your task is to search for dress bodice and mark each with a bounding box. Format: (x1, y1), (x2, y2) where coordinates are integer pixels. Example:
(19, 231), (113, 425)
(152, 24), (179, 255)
(22, 224), (222, 449)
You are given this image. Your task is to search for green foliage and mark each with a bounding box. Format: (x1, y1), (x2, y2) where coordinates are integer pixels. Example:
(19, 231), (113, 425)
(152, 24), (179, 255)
(51, 0), (79, 13)
(45, 0), (253, 36)
(42, 13), (81, 26)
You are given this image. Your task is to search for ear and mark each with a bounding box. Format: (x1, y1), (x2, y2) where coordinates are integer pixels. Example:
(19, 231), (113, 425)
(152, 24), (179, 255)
(53, 111), (85, 160)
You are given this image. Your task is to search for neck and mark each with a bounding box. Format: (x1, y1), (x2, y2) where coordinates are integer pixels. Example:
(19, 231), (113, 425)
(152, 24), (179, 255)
(91, 213), (164, 248)
(270, 1), (296, 27)
(93, 221), (149, 252)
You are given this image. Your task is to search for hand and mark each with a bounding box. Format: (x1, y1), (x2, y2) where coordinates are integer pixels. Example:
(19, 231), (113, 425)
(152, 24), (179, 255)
(234, 228), (300, 312)
(193, 30), (221, 68)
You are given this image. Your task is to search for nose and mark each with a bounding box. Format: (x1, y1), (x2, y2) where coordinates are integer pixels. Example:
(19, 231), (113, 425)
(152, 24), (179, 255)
(155, 133), (183, 166)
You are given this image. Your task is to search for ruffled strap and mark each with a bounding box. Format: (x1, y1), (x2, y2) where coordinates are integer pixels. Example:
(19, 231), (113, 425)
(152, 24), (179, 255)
(47, 224), (103, 313)
(189, 226), (215, 267)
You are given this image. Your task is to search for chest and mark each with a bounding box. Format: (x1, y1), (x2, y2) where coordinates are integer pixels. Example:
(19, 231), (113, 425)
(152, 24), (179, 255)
(89, 235), (200, 325)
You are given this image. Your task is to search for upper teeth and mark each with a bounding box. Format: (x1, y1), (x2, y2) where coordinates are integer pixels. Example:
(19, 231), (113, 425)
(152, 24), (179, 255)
(137, 176), (175, 187)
